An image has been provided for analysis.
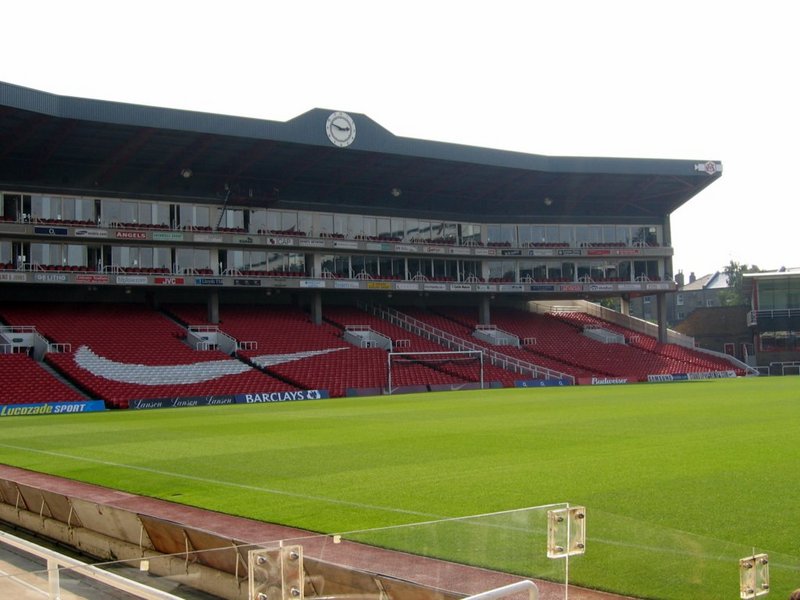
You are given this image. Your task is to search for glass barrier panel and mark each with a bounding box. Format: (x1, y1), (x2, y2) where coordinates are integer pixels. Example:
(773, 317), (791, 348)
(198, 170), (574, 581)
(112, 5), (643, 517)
(2, 505), (571, 600)
(572, 507), (800, 600)
(6, 504), (799, 600)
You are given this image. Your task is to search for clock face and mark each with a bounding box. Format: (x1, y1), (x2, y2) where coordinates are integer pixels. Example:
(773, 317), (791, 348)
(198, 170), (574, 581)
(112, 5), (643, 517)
(325, 111), (356, 147)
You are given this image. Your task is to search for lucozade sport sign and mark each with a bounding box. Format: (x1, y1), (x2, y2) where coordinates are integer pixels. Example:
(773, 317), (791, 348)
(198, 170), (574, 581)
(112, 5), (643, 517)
(0, 400), (105, 417)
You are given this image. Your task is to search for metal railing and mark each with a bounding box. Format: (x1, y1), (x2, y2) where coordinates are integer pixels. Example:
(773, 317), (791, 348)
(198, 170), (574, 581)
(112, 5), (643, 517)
(464, 580), (539, 600)
(363, 303), (573, 384)
(531, 300), (696, 348)
(0, 529), (183, 600)
(747, 308), (800, 326)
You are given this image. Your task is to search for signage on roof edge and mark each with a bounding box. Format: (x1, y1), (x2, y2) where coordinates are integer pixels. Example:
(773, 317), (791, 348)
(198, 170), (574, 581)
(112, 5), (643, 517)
(34, 226), (68, 236)
(0, 272), (27, 282)
(694, 161), (722, 175)
(154, 276), (185, 285)
(115, 230), (147, 240)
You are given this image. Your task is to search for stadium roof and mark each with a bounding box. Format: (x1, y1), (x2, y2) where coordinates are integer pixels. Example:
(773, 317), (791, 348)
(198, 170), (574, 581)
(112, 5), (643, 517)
(742, 267), (800, 297)
(743, 267), (800, 280)
(0, 81), (722, 224)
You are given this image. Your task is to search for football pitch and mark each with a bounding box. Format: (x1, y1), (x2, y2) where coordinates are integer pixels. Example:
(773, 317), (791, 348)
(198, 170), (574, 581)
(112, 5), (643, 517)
(1, 377), (799, 599)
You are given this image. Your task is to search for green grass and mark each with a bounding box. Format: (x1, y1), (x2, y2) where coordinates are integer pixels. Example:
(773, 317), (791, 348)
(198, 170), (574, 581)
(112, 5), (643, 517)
(1, 378), (800, 598)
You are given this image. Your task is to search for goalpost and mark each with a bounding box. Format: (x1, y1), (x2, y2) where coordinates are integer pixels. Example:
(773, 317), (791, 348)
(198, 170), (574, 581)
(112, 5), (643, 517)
(387, 350), (484, 395)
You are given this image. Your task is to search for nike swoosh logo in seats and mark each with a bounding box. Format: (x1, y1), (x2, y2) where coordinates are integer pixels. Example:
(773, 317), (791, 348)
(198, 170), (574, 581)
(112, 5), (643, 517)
(249, 347), (348, 367)
(74, 345), (253, 385)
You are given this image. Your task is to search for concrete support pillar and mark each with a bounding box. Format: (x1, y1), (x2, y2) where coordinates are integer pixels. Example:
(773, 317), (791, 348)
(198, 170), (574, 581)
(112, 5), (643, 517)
(207, 291), (219, 325)
(310, 291), (322, 325)
(479, 296), (491, 325)
(619, 295), (630, 316)
(311, 254), (322, 278)
(656, 293), (668, 343)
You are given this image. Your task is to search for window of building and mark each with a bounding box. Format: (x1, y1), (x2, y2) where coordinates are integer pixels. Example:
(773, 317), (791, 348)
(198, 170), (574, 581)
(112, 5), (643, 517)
(576, 225), (603, 246)
(486, 224), (516, 246)
(390, 218), (405, 241)
(487, 260), (515, 281)
(0, 241), (11, 264)
(757, 279), (799, 310)
(376, 218), (391, 239)
(634, 260), (660, 281)
(463, 261), (479, 280)
(459, 223), (481, 245)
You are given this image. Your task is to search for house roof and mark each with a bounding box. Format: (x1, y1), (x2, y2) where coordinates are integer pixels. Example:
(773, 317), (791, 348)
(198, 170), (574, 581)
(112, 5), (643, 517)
(674, 305), (750, 337)
(681, 272), (728, 291)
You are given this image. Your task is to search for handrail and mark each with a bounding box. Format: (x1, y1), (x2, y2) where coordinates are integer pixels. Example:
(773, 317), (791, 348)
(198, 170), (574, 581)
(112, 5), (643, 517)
(464, 580), (539, 600)
(0, 530), (184, 600)
(344, 325), (392, 350)
(748, 308), (800, 326)
(47, 342), (72, 354)
(533, 300), (696, 348)
(0, 325), (37, 333)
(188, 325), (219, 333)
(364, 303), (573, 384)
(749, 308), (800, 318)
(693, 346), (759, 376)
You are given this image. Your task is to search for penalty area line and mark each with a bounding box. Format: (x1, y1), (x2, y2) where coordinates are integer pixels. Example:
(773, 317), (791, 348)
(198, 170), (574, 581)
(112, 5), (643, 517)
(0, 442), (439, 520)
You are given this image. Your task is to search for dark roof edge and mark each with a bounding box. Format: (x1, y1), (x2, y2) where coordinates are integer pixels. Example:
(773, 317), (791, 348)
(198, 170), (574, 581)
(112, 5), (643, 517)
(0, 80), (292, 140)
(0, 80), (722, 178)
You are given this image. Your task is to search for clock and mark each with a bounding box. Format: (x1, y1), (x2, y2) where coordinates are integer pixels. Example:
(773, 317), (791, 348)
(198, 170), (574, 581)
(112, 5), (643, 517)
(325, 111), (356, 147)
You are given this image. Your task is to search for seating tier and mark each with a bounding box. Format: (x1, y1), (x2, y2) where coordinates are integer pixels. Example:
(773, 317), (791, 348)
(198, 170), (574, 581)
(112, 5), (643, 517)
(323, 306), (519, 386)
(166, 304), (474, 396)
(0, 303), (291, 408)
(0, 354), (85, 405)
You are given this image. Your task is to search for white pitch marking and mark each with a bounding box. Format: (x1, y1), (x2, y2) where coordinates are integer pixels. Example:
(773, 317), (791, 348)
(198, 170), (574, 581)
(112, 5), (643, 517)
(0, 443), (438, 519)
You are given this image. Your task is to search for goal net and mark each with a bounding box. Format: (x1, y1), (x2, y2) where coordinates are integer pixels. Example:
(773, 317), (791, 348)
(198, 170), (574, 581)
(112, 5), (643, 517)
(387, 350), (484, 394)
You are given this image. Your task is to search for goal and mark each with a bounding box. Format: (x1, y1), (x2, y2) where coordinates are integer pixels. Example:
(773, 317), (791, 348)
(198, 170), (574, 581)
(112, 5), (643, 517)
(387, 350), (484, 394)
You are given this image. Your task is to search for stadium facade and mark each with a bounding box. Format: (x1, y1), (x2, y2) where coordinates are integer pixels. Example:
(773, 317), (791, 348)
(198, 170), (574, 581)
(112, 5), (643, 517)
(744, 268), (800, 372)
(0, 81), (722, 341)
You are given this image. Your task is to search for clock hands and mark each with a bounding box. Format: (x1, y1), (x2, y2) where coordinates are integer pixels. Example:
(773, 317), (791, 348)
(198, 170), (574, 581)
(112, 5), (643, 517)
(326, 112), (355, 147)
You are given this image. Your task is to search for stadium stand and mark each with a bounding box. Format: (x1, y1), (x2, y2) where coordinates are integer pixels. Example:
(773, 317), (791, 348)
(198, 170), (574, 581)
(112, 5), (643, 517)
(395, 306), (743, 381)
(0, 83), (740, 409)
(0, 303), (292, 408)
(323, 306), (519, 386)
(163, 304), (474, 396)
(396, 306), (599, 380)
(548, 310), (746, 375)
(0, 297), (745, 409)
(0, 353), (85, 405)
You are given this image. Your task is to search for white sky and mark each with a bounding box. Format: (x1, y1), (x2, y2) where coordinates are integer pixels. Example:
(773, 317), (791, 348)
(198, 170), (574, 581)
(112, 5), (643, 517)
(3, 1), (797, 278)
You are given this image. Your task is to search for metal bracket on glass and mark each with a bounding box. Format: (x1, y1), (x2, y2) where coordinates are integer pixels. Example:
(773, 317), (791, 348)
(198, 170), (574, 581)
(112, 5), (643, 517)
(547, 506), (586, 559)
(248, 544), (304, 600)
(739, 553), (769, 599)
